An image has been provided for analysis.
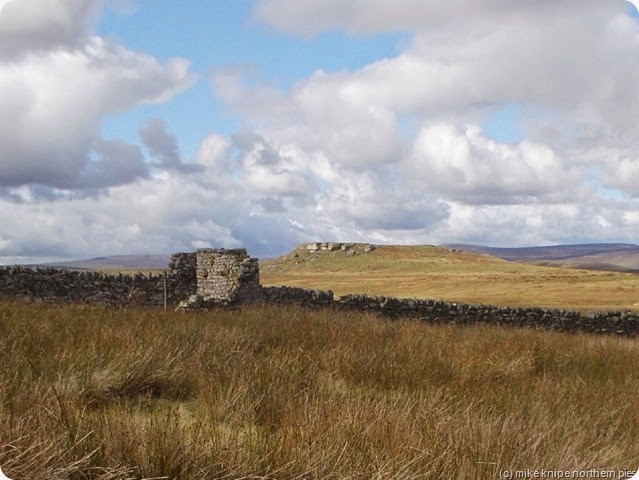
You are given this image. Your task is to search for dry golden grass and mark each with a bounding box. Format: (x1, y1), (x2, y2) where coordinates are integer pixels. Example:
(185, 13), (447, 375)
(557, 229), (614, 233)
(261, 245), (639, 311)
(1, 301), (639, 479)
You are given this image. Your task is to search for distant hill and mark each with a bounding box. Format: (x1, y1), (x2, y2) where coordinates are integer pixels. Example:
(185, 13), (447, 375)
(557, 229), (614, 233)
(260, 243), (639, 311)
(444, 243), (639, 272)
(29, 255), (171, 272)
(20, 242), (639, 274)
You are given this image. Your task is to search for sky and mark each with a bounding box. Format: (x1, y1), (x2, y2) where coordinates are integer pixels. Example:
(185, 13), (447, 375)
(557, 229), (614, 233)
(2, 0), (639, 263)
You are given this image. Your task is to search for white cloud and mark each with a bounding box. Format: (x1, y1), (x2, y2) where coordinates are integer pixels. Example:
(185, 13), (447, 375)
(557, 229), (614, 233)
(5, 1), (639, 263)
(3, 123), (639, 264)
(599, 154), (639, 196)
(316, 169), (450, 232)
(436, 200), (639, 247)
(0, 2), (194, 189)
(252, 0), (615, 36)
(295, 77), (402, 167)
(212, 69), (402, 168)
(80, 138), (148, 188)
(206, 0), (639, 251)
(237, 136), (315, 198)
(194, 133), (234, 181)
(0, 0), (98, 59)
(251, 0), (639, 142)
(0, 171), (235, 262)
(185, 219), (241, 250)
(405, 124), (580, 204)
(139, 118), (203, 173)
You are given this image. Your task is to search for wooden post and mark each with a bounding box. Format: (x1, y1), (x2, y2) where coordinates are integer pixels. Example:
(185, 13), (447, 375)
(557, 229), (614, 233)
(163, 271), (168, 311)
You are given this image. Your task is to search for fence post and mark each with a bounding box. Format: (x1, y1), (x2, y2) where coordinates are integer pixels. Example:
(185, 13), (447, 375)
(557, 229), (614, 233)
(163, 271), (167, 311)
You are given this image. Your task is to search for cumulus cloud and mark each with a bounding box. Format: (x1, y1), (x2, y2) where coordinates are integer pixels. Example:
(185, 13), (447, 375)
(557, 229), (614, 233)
(232, 132), (316, 199)
(212, 67), (403, 169)
(139, 119), (203, 173)
(79, 138), (149, 189)
(223, 0), (639, 191)
(2, 123), (639, 264)
(405, 124), (580, 204)
(139, 0), (639, 259)
(6, 1), (639, 263)
(252, 0), (616, 36)
(435, 200), (639, 247)
(0, 1), (194, 190)
(245, 1), (639, 208)
(254, 0), (639, 138)
(0, 156), (309, 262)
(0, 0), (98, 59)
(597, 150), (639, 196)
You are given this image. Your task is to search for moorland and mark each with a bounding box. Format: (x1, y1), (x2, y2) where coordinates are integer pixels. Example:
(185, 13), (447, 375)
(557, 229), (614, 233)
(2, 244), (639, 479)
(261, 244), (639, 311)
(1, 302), (639, 479)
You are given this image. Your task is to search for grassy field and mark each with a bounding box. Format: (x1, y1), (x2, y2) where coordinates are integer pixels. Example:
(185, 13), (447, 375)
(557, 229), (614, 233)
(261, 245), (639, 311)
(1, 301), (639, 479)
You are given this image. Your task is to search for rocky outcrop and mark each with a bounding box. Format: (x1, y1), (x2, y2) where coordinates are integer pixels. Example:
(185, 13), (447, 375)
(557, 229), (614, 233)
(304, 242), (376, 254)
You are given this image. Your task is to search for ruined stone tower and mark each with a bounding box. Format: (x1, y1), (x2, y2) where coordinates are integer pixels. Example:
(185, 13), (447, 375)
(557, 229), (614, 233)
(178, 248), (261, 309)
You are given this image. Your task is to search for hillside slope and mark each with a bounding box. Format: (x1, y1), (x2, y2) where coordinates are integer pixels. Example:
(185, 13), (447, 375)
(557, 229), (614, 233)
(261, 243), (639, 311)
(29, 255), (170, 272)
(446, 243), (639, 271)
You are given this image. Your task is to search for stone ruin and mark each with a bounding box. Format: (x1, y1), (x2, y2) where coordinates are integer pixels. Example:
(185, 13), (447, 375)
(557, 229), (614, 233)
(177, 248), (261, 310)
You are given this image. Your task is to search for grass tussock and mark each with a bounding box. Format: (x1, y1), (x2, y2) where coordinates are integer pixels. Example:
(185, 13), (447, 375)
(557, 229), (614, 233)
(0, 301), (638, 479)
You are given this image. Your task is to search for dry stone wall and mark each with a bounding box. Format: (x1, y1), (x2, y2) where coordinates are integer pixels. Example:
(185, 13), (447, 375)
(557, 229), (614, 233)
(261, 286), (335, 308)
(0, 267), (166, 306)
(168, 252), (197, 302)
(259, 287), (639, 337)
(2, 245), (639, 336)
(0, 252), (198, 307)
(332, 294), (639, 336)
